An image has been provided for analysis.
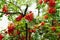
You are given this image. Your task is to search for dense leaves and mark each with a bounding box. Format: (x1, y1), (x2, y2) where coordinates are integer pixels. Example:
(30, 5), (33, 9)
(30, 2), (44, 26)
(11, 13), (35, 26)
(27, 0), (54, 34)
(0, 0), (60, 40)
(48, 7), (56, 14)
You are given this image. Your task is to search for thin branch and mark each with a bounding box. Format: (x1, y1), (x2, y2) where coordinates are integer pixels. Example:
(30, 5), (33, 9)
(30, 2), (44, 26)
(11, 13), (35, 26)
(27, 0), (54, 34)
(0, 11), (23, 14)
(24, 4), (28, 16)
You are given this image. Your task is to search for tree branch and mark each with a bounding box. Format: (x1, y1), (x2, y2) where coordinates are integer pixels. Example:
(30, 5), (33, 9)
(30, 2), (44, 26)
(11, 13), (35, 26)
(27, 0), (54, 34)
(24, 4), (28, 16)
(0, 11), (23, 14)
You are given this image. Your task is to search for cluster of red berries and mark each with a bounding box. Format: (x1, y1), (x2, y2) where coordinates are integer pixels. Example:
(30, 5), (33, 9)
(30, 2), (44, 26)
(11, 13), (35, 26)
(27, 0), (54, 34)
(8, 23), (15, 34)
(48, 7), (56, 14)
(16, 14), (23, 21)
(2, 4), (34, 22)
(25, 12), (34, 22)
(39, 0), (57, 32)
(16, 11), (34, 22)
(44, 15), (48, 19)
(7, 23), (20, 36)
(38, 0), (49, 4)
(28, 29), (36, 33)
(51, 26), (56, 31)
(40, 22), (45, 26)
(38, 0), (43, 4)
(2, 4), (10, 16)
(39, 0), (56, 19)
(48, 0), (56, 31)
(2, 4), (8, 13)
(0, 34), (4, 40)
(48, 0), (56, 14)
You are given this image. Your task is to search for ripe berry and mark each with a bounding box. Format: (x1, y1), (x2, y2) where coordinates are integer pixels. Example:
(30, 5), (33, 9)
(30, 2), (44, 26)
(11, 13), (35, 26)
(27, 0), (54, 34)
(49, 0), (56, 7)
(32, 29), (36, 33)
(2, 4), (8, 13)
(17, 31), (20, 35)
(40, 22), (45, 26)
(25, 13), (34, 22)
(8, 23), (15, 34)
(51, 26), (56, 31)
(28, 30), (32, 33)
(44, 15), (48, 19)
(16, 15), (23, 21)
(38, 0), (43, 4)
(44, 0), (49, 3)
(48, 7), (56, 14)
(0, 34), (4, 40)
(28, 29), (36, 33)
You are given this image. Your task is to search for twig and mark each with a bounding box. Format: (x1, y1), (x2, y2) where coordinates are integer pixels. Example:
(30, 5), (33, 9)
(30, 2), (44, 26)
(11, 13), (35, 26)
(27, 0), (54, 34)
(24, 4), (28, 16)
(0, 11), (23, 15)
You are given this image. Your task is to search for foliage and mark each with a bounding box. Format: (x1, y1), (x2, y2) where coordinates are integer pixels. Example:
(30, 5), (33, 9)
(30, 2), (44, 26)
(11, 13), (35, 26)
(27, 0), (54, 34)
(0, 0), (60, 40)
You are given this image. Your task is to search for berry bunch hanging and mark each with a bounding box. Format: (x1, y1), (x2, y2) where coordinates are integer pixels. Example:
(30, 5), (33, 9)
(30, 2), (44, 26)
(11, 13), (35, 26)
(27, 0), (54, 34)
(48, 0), (56, 14)
(25, 12), (34, 22)
(2, 4), (8, 13)
(16, 11), (34, 22)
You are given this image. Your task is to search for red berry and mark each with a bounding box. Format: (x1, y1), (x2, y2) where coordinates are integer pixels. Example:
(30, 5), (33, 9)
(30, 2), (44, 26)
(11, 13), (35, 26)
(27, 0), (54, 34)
(40, 22), (45, 26)
(21, 36), (25, 40)
(16, 15), (23, 21)
(2, 4), (8, 13)
(28, 30), (32, 33)
(51, 27), (56, 31)
(48, 7), (56, 14)
(8, 23), (15, 34)
(44, 0), (49, 3)
(0, 34), (4, 40)
(28, 29), (36, 33)
(17, 31), (20, 35)
(32, 29), (36, 33)
(38, 0), (43, 4)
(44, 15), (48, 19)
(25, 13), (34, 22)
(49, 0), (56, 7)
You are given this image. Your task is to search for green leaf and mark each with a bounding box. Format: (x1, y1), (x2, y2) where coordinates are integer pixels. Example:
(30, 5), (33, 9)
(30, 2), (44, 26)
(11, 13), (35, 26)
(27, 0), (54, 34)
(56, 2), (60, 9)
(37, 4), (41, 9)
